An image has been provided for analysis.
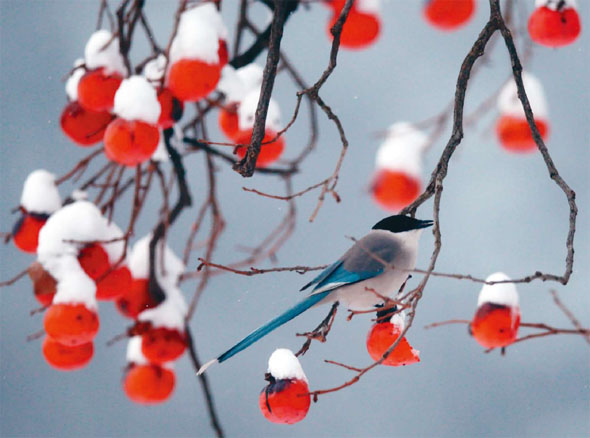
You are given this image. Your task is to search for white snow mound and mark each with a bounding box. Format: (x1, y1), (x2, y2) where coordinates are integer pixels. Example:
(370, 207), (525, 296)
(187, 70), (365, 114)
(169, 3), (227, 65)
(84, 30), (127, 76)
(374, 122), (427, 178)
(20, 170), (62, 215)
(65, 59), (85, 101)
(267, 348), (308, 382)
(478, 272), (519, 308)
(238, 89), (281, 132)
(497, 72), (548, 119)
(114, 76), (161, 124)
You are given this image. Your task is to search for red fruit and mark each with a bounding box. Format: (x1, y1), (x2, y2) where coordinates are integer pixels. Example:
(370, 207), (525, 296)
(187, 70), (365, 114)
(328, 9), (380, 49)
(528, 6), (581, 47)
(234, 129), (285, 167)
(366, 321), (420, 366)
(44, 303), (99, 346)
(116, 278), (159, 319)
(96, 266), (132, 301)
(104, 118), (160, 166)
(28, 261), (57, 306)
(371, 169), (421, 211)
(157, 87), (184, 129)
(259, 378), (311, 424)
(496, 114), (549, 153)
(218, 39), (229, 67)
(12, 212), (48, 254)
(423, 0), (475, 31)
(471, 302), (520, 349)
(167, 58), (222, 102)
(124, 363), (175, 404)
(78, 244), (110, 281)
(218, 107), (239, 140)
(141, 327), (187, 364)
(77, 67), (123, 112)
(42, 336), (93, 371)
(60, 101), (113, 146)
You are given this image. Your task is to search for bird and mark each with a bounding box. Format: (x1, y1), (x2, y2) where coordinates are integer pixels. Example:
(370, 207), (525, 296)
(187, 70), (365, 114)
(198, 214), (432, 375)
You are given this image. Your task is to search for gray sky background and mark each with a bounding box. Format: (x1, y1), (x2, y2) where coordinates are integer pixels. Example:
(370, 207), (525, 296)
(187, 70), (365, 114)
(1, 1), (589, 437)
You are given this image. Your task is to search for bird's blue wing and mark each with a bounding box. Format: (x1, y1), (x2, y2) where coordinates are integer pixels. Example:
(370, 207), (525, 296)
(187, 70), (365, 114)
(309, 263), (384, 294)
(299, 260), (343, 292)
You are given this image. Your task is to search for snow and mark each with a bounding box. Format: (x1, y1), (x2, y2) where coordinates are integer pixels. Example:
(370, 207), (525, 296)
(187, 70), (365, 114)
(126, 336), (148, 365)
(497, 72), (548, 120)
(390, 312), (405, 331)
(138, 286), (187, 330)
(267, 348), (308, 382)
(20, 169), (62, 215)
(478, 272), (519, 308)
(113, 76), (161, 124)
(375, 122), (428, 178)
(169, 3), (227, 65)
(65, 59), (85, 101)
(535, 0), (577, 10)
(151, 130), (170, 162)
(143, 54), (167, 82)
(356, 0), (381, 14)
(36, 200), (127, 310)
(128, 234), (184, 289)
(238, 89), (282, 132)
(129, 235), (187, 330)
(84, 30), (127, 76)
(217, 64), (264, 103)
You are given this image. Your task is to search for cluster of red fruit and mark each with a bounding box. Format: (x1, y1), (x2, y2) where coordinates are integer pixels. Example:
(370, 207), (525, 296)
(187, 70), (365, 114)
(59, 3), (232, 168)
(12, 176), (187, 405)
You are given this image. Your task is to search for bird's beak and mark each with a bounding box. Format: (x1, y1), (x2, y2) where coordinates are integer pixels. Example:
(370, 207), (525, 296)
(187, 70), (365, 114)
(417, 219), (434, 229)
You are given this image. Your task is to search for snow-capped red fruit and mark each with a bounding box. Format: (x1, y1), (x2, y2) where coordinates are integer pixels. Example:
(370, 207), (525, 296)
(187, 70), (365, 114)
(60, 101), (113, 146)
(157, 88), (184, 129)
(104, 118), (160, 166)
(218, 106), (239, 139)
(471, 303), (520, 348)
(423, 0), (475, 31)
(28, 261), (57, 306)
(167, 58), (222, 102)
(124, 363), (175, 404)
(77, 67), (123, 112)
(96, 266), (132, 301)
(234, 129), (285, 167)
(116, 278), (159, 319)
(259, 378), (311, 424)
(528, 6), (581, 47)
(366, 321), (420, 366)
(42, 336), (93, 371)
(328, 9), (380, 49)
(12, 212), (48, 253)
(141, 327), (187, 364)
(371, 169), (421, 211)
(78, 244), (110, 281)
(496, 114), (549, 153)
(218, 39), (229, 67)
(44, 303), (99, 346)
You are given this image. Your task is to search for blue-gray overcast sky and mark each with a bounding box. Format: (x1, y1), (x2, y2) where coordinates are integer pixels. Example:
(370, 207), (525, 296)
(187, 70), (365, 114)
(1, 1), (589, 437)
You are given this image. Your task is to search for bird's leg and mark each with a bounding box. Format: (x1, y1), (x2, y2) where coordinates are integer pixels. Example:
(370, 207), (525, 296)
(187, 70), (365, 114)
(295, 302), (339, 357)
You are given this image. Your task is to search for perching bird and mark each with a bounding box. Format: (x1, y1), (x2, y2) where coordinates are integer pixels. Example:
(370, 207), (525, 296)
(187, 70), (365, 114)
(198, 215), (432, 374)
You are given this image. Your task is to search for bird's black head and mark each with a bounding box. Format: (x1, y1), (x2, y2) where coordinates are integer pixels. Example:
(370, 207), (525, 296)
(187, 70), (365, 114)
(372, 215), (433, 233)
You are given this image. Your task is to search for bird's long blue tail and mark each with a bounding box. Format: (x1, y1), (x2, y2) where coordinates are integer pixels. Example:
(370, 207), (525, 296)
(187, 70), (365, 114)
(213, 291), (330, 365)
